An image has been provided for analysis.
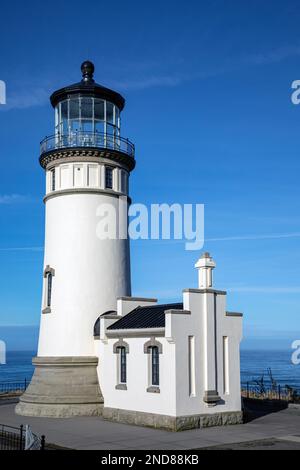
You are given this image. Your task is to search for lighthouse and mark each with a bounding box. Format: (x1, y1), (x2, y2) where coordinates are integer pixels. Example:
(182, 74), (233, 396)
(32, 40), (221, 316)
(15, 61), (243, 430)
(16, 61), (135, 417)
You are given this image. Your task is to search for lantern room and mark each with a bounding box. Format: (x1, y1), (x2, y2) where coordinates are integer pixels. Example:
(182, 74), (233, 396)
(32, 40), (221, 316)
(40, 61), (134, 160)
(54, 95), (120, 137)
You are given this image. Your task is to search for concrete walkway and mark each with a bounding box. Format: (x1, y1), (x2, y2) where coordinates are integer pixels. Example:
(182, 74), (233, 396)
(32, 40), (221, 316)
(0, 400), (300, 450)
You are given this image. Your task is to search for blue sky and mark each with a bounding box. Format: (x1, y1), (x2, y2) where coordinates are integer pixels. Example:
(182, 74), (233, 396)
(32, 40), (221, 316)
(0, 0), (300, 350)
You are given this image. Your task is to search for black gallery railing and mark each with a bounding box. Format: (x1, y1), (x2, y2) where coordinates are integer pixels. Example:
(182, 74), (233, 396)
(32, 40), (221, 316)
(40, 131), (135, 158)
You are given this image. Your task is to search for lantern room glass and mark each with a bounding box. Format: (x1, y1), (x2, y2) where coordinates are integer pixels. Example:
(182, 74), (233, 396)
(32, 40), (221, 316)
(54, 96), (120, 139)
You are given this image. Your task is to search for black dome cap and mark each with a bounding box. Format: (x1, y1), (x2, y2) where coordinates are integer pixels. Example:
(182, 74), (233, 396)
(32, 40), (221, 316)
(50, 60), (125, 110)
(81, 60), (95, 82)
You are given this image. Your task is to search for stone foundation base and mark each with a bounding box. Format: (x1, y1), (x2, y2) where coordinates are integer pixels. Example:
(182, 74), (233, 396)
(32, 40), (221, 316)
(103, 407), (243, 432)
(15, 401), (103, 418)
(15, 356), (103, 418)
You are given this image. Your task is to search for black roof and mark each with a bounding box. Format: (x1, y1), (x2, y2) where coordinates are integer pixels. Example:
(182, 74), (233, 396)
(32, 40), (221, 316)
(50, 61), (125, 110)
(107, 303), (183, 330)
(94, 310), (117, 337)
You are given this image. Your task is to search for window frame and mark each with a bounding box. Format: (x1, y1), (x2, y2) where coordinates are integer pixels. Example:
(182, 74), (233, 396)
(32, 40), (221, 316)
(105, 166), (113, 190)
(46, 272), (53, 308)
(113, 340), (129, 390)
(120, 169), (128, 194)
(144, 338), (162, 393)
(42, 266), (55, 314)
(118, 346), (127, 384)
(51, 168), (56, 191)
(151, 346), (160, 387)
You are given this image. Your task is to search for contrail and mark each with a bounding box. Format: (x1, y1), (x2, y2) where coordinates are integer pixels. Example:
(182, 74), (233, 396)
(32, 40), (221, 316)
(227, 286), (300, 294)
(134, 231), (300, 245)
(0, 247), (43, 252)
(1, 232), (300, 252)
(206, 232), (300, 242)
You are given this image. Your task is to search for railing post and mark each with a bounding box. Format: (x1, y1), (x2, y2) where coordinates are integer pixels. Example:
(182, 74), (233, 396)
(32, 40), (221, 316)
(19, 424), (24, 451)
(247, 381), (249, 398)
(40, 435), (45, 451)
(24, 378), (27, 390)
(278, 384), (281, 401)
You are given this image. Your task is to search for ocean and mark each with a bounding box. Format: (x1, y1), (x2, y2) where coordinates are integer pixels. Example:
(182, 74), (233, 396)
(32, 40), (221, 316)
(0, 350), (299, 388)
(240, 349), (300, 388)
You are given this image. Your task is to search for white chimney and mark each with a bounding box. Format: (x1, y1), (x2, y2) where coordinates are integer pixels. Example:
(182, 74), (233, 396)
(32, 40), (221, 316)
(195, 252), (216, 288)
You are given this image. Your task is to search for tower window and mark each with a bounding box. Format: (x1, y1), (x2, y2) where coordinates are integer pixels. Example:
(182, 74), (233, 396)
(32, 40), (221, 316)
(46, 272), (53, 307)
(105, 167), (113, 189)
(151, 346), (159, 386)
(51, 169), (56, 191)
(43, 266), (55, 314)
(120, 170), (127, 194)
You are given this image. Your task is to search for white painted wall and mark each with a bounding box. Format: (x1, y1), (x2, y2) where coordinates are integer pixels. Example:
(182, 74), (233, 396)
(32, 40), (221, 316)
(46, 162), (128, 195)
(96, 336), (177, 416)
(173, 291), (242, 416)
(38, 192), (131, 357)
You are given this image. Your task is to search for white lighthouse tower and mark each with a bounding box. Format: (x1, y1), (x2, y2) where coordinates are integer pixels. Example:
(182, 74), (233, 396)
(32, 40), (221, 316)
(16, 61), (135, 417)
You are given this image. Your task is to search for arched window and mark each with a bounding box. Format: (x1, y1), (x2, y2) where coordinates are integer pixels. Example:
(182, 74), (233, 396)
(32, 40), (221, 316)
(113, 339), (129, 390)
(144, 338), (162, 392)
(118, 347), (127, 384)
(151, 346), (159, 386)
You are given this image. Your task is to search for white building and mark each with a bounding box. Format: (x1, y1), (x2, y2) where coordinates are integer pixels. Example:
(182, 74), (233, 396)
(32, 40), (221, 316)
(16, 62), (243, 430)
(96, 252), (243, 430)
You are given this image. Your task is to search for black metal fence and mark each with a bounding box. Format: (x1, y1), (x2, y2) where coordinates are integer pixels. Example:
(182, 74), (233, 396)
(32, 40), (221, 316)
(0, 423), (45, 450)
(241, 381), (300, 403)
(1, 378), (299, 402)
(0, 424), (25, 450)
(0, 379), (28, 395)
